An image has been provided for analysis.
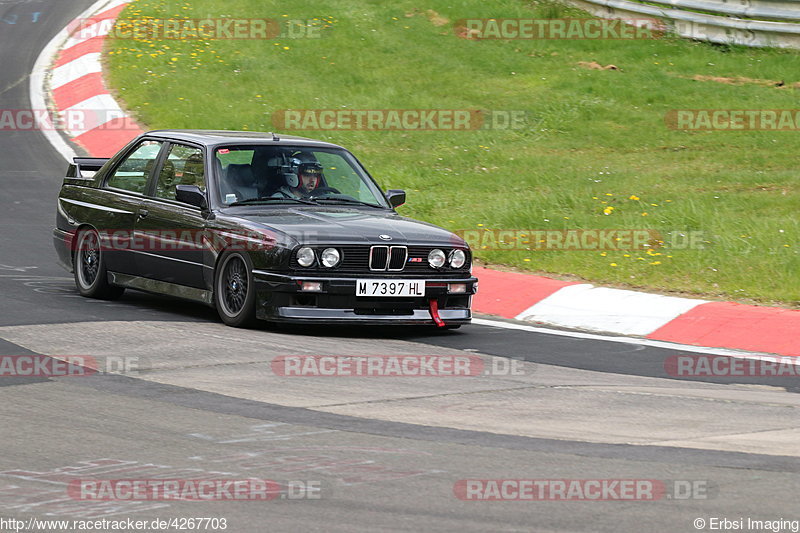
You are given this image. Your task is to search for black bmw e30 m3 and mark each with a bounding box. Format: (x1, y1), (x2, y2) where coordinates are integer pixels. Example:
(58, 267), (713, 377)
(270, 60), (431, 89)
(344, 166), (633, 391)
(53, 130), (477, 328)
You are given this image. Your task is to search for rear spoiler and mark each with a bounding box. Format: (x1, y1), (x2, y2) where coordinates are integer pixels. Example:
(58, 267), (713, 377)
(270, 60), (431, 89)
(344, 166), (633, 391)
(66, 157), (110, 182)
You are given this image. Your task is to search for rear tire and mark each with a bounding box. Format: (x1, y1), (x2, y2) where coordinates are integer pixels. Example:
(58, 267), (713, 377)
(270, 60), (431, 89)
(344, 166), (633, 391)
(214, 251), (257, 327)
(73, 228), (125, 300)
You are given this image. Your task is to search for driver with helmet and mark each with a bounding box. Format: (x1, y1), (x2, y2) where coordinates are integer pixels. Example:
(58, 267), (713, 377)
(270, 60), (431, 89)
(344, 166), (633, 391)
(272, 162), (324, 199)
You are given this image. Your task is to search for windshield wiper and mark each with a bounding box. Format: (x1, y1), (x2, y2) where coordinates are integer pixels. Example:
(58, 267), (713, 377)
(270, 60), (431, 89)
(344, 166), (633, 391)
(229, 197), (317, 206)
(309, 197), (385, 208)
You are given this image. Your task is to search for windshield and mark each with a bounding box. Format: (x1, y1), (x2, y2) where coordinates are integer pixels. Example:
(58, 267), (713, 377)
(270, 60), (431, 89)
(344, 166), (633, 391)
(213, 145), (389, 208)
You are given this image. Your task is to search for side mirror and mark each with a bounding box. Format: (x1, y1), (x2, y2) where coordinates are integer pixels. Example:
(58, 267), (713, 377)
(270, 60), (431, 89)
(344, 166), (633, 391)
(175, 185), (208, 209)
(385, 189), (406, 208)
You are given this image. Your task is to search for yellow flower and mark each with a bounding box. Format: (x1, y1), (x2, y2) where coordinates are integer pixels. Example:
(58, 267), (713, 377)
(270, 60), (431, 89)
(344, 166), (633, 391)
(628, 195), (639, 200)
(600, 252), (607, 256)
(650, 261), (661, 265)
(603, 206), (614, 215)
(610, 263), (618, 267)
(641, 212), (648, 216)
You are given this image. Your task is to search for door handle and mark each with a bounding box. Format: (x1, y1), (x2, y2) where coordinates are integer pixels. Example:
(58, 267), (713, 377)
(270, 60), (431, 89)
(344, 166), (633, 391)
(137, 209), (149, 220)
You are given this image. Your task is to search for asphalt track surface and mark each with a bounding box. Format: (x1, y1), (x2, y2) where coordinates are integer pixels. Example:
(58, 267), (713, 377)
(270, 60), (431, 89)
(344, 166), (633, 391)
(0, 2), (798, 532)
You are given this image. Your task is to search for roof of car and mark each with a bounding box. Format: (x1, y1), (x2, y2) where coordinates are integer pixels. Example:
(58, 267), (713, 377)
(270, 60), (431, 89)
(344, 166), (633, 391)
(144, 130), (344, 149)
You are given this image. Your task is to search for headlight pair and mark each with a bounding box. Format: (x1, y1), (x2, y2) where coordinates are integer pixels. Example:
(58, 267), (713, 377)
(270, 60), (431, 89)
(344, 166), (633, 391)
(296, 247), (340, 268)
(428, 248), (467, 269)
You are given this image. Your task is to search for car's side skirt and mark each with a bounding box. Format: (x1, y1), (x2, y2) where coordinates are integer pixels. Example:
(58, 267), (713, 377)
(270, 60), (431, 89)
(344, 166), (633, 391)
(108, 272), (213, 305)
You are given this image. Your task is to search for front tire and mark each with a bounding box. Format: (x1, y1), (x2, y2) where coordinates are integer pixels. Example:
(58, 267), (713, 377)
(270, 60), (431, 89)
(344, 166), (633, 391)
(214, 251), (257, 327)
(73, 228), (125, 300)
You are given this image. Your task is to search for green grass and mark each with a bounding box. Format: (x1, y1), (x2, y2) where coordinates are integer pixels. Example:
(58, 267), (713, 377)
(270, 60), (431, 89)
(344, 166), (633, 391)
(106, 0), (800, 307)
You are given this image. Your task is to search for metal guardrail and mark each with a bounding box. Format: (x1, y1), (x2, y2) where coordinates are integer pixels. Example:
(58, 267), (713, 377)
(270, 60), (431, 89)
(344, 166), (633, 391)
(646, 0), (800, 21)
(567, 0), (800, 49)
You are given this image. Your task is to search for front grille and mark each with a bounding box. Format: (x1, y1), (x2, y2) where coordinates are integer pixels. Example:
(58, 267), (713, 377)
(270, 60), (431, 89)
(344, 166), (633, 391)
(369, 246), (407, 271)
(389, 246), (408, 271)
(369, 246), (389, 271)
(290, 245), (470, 275)
(388, 246), (407, 271)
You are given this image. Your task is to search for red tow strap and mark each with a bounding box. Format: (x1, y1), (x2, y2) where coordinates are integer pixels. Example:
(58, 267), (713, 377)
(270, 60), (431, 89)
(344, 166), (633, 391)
(429, 298), (445, 327)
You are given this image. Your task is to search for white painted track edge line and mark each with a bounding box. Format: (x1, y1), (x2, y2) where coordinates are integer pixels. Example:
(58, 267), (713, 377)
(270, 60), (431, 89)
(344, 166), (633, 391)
(471, 317), (796, 361)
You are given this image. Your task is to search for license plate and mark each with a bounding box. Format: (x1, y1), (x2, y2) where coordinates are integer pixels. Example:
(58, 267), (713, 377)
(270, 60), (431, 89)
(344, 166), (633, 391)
(356, 279), (425, 297)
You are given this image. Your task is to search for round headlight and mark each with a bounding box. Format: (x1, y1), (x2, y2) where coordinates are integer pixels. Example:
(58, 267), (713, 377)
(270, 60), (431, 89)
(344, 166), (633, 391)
(321, 247), (340, 268)
(296, 247), (315, 267)
(428, 249), (446, 268)
(449, 249), (466, 269)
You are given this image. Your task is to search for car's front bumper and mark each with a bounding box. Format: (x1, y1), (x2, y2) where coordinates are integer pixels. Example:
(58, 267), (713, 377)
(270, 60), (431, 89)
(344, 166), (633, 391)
(252, 270), (477, 326)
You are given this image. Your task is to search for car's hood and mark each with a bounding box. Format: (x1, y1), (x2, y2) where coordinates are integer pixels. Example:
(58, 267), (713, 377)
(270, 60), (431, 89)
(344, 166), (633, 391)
(218, 207), (465, 247)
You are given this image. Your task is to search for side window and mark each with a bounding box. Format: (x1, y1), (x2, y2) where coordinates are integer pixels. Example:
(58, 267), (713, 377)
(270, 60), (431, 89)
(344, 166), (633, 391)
(155, 144), (205, 200)
(106, 140), (163, 194)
